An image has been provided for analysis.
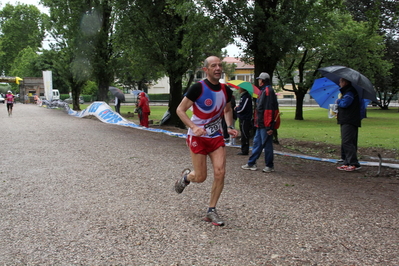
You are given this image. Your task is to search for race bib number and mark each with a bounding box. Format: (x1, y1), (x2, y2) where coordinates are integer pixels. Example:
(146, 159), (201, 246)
(204, 117), (222, 136)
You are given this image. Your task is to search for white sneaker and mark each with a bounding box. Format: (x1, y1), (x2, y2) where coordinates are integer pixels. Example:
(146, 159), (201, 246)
(241, 164), (257, 171)
(262, 167), (275, 173)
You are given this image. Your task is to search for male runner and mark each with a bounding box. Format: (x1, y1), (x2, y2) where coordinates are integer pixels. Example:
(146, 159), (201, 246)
(175, 56), (238, 226)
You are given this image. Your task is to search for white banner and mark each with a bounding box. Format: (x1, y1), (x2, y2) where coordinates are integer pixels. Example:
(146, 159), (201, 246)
(67, 101), (188, 138)
(42, 70), (53, 100)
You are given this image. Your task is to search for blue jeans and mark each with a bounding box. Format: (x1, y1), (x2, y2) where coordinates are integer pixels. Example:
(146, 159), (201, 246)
(247, 128), (274, 168)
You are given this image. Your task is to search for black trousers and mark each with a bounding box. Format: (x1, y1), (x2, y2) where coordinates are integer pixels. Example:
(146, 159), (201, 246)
(340, 124), (359, 166)
(115, 102), (121, 114)
(239, 118), (251, 154)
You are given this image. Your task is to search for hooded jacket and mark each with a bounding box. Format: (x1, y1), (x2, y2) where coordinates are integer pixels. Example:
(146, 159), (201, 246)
(236, 90), (252, 120)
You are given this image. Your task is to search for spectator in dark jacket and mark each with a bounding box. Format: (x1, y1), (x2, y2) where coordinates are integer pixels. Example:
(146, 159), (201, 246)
(336, 78), (362, 172)
(235, 87), (253, 155)
(222, 95), (237, 145)
(241, 72), (280, 173)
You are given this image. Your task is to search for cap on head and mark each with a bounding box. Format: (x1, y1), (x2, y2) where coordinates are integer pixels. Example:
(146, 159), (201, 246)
(139, 92), (146, 97)
(7, 90), (11, 93)
(256, 72), (270, 80)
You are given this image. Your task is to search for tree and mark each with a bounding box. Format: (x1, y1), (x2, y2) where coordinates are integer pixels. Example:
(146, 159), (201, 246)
(41, 0), (116, 109)
(344, 0), (399, 36)
(34, 49), (72, 94)
(344, 0), (399, 109)
(10, 46), (40, 78)
(277, 12), (391, 119)
(202, 0), (343, 120)
(202, 1), (341, 81)
(0, 3), (47, 75)
(115, 0), (230, 126)
(112, 46), (165, 93)
(274, 4), (347, 120)
(375, 36), (399, 110)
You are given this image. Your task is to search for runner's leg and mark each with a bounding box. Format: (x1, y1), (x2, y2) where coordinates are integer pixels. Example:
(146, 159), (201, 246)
(186, 150), (207, 183)
(208, 146), (226, 208)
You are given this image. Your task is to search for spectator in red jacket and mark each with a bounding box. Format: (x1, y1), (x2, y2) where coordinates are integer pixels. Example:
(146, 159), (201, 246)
(137, 92), (150, 127)
(241, 72), (280, 173)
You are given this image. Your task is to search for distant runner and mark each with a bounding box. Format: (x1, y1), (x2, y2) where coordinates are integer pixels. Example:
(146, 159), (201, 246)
(5, 90), (14, 116)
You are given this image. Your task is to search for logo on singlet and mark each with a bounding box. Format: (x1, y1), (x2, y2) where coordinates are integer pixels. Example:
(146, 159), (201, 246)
(204, 98), (213, 106)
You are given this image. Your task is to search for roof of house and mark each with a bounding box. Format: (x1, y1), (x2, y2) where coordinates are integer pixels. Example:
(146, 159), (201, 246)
(223, 57), (254, 70)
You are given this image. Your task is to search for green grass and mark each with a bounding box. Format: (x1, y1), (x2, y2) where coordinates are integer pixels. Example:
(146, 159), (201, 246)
(278, 106), (398, 150)
(79, 103), (399, 150)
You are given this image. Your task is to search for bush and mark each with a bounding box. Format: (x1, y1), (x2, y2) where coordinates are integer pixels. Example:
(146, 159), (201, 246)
(82, 95), (93, 102)
(148, 94), (169, 101)
(60, 94), (69, 100)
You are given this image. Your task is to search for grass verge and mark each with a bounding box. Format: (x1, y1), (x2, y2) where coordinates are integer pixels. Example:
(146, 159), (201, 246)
(79, 103), (399, 151)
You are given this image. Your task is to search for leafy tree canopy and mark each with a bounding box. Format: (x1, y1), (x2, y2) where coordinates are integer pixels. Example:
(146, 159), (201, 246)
(0, 3), (47, 75)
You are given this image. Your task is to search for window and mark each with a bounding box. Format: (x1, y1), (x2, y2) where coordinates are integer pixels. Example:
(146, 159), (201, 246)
(233, 74), (253, 82)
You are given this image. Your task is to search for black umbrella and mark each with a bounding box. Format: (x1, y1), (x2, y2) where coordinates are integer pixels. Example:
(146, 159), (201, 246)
(109, 87), (125, 102)
(318, 65), (378, 102)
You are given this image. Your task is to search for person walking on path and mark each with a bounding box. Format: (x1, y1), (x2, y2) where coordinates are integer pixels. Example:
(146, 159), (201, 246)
(241, 72), (280, 173)
(114, 96), (121, 114)
(5, 90), (14, 116)
(235, 87), (253, 155)
(336, 78), (362, 172)
(175, 56), (238, 226)
(137, 92), (150, 127)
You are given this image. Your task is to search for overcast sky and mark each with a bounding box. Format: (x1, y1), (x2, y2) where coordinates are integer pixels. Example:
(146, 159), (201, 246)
(2, 0), (49, 13)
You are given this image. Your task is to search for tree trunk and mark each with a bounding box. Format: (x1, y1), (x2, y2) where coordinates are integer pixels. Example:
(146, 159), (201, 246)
(167, 74), (184, 128)
(253, 53), (279, 85)
(98, 77), (111, 102)
(94, 1), (113, 102)
(71, 81), (84, 111)
(294, 89), (306, 120)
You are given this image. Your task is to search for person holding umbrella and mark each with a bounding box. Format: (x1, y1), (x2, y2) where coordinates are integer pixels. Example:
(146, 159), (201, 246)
(114, 96), (121, 114)
(109, 87), (125, 114)
(318, 65), (378, 171)
(336, 78), (362, 172)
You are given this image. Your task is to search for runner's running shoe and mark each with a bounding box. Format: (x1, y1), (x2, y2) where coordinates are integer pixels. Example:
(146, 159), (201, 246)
(203, 210), (225, 226)
(345, 165), (362, 172)
(174, 168), (191, 194)
(241, 164), (257, 171)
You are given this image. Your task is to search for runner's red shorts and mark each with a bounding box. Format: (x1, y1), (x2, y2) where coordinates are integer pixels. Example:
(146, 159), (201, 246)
(186, 135), (225, 155)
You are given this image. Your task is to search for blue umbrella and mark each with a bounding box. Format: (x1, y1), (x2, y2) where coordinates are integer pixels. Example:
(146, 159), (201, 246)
(310, 77), (340, 109)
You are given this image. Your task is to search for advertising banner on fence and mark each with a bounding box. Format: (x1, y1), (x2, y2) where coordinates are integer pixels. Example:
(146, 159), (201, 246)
(67, 102), (187, 139)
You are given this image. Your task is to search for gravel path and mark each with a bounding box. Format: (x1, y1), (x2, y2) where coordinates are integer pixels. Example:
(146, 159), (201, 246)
(1, 104), (398, 265)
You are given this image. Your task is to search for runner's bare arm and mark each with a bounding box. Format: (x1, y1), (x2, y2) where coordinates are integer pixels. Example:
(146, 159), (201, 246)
(177, 96), (206, 136)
